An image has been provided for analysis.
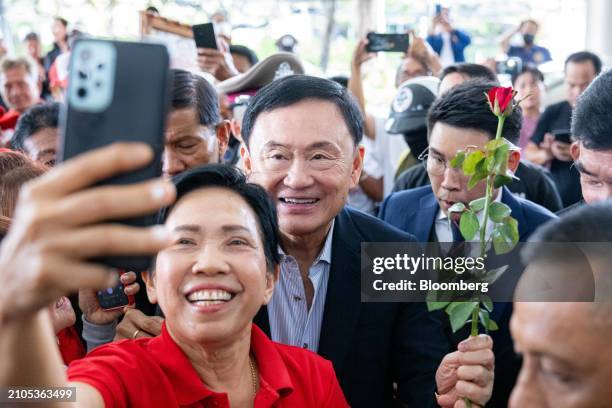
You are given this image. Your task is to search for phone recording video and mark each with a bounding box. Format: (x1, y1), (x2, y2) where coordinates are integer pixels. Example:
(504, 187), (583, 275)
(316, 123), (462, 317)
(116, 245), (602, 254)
(366, 32), (410, 53)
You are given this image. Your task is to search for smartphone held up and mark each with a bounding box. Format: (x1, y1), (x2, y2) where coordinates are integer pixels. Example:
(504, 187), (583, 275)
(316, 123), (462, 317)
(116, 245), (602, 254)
(366, 32), (410, 53)
(58, 38), (171, 272)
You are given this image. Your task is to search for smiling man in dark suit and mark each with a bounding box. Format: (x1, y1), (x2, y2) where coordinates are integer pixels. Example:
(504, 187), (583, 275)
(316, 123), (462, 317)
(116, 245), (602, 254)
(240, 74), (495, 407)
(379, 80), (556, 406)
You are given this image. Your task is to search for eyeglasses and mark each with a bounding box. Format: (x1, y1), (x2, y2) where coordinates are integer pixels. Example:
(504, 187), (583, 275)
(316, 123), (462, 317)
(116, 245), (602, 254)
(418, 143), (520, 177)
(418, 147), (465, 177)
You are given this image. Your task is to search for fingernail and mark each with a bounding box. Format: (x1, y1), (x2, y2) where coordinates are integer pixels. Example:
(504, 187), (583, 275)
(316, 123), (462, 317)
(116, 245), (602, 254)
(151, 182), (171, 202)
(152, 225), (170, 243)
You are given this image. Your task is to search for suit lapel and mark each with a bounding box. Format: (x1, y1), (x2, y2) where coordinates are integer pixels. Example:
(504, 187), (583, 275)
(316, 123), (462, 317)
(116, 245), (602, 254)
(501, 187), (529, 240)
(317, 208), (363, 370)
(413, 191), (440, 242)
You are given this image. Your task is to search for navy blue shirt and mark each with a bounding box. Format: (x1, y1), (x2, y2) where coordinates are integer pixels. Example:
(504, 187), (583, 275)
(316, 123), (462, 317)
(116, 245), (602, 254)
(508, 45), (552, 66)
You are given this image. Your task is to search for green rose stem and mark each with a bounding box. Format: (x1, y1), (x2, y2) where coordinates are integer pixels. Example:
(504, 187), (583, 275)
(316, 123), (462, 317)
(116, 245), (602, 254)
(470, 114), (505, 338)
(465, 114), (506, 408)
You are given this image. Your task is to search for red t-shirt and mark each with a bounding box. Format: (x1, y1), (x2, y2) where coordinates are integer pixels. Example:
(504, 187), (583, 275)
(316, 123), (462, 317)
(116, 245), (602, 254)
(67, 323), (348, 408)
(57, 326), (86, 365)
(0, 109), (19, 130)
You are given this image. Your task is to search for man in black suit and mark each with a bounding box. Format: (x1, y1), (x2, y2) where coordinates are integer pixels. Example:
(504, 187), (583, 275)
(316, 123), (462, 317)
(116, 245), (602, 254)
(240, 75), (495, 407)
(379, 80), (557, 407)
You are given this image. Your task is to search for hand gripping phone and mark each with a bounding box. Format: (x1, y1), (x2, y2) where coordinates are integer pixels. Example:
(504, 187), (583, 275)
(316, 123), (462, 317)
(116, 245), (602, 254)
(97, 269), (135, 310)
(58, 38), (171, 272)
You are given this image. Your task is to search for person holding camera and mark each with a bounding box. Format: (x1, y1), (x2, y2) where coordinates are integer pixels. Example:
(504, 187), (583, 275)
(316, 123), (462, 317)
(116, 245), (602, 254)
(499, 19), (551, 67)
(426, 6), (471, 67)
(524, 51), (602, 207)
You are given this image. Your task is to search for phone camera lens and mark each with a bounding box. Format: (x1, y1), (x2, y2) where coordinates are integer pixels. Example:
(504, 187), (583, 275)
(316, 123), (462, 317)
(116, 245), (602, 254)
(81, 49), (91, 61)
(77, 87), (87, 98)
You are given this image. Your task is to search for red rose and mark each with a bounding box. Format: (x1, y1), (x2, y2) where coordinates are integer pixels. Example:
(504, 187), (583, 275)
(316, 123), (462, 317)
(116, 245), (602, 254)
(486, 86), (516, 117)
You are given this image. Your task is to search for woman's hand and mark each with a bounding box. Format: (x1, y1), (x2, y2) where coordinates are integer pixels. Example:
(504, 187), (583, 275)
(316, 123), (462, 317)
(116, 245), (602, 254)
(0, 143), (175, 325)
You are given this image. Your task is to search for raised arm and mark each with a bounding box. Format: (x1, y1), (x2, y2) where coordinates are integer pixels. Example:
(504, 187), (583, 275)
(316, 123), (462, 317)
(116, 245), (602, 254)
(348, 38), (377, 139)
(0, 143), (176, 407)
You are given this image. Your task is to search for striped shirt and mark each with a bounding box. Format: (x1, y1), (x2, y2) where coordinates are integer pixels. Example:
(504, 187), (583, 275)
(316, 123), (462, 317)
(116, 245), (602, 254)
(267, 222), (334, 353)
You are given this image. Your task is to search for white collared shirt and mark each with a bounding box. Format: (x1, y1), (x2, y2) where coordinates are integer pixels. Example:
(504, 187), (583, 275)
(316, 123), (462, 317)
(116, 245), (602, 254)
(435, 189), (504, 243)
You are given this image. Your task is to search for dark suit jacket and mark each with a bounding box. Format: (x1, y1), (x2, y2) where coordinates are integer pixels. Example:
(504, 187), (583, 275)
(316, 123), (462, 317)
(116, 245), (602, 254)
(255, 207), (449, 408)
(378, 186), (557, 407)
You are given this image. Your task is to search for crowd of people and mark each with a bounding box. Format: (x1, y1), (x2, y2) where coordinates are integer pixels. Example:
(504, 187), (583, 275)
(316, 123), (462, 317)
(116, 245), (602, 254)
(0, 7), (612, 408)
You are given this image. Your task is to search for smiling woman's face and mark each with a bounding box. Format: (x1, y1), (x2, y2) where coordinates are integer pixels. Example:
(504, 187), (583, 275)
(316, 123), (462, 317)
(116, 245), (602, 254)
(147, 187), (275, 345)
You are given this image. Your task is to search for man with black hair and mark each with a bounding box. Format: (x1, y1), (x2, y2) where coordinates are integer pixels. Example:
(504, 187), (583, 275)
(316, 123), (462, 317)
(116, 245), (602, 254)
(240, 74), (495, 408)
(229, 45), (258, 73)
(393, 64), (563, 213)
(525, 51), (602, 207)
(162, 69), (229, 177)
(11, 102), (59, 167)
(438, 62), (498, 95)
(561, 69), (612, 213)
(510, 202), (612, 407)
(379, 80), (556, 407)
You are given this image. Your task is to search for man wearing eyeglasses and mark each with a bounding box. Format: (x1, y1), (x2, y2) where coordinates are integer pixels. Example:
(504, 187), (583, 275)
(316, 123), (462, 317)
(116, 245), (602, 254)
(379, 79), (556, 407)
(561, 69), (612, 215)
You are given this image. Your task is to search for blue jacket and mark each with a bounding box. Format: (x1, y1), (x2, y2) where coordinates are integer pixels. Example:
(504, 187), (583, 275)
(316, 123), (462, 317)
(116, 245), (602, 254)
(379, 186), (557, 407)
(426, 30), (471, 63)
(255, 206), (449, 407)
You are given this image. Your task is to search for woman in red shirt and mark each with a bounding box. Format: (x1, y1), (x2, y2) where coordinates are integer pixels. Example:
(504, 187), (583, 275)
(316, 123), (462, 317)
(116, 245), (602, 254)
(1, 163), (348, 407)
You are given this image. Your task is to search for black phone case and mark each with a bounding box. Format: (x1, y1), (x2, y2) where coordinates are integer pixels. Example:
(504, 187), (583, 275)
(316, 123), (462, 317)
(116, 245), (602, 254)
(192, 23), (218, 49)
(97, 280), (129, 309)
(366, 33), (410, 53)
(58, 39), (170, 272)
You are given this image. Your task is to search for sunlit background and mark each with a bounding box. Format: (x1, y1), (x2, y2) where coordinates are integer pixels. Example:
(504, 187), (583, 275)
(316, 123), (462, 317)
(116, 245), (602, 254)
(1, 0), (608, 113)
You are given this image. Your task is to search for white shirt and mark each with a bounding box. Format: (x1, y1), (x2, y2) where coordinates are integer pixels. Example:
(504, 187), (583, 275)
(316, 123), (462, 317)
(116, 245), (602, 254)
(439, 31), (455, 67)
(373, 116), (410, 196)
(435, 189), (504, 243)
(348, 136), (383, 214)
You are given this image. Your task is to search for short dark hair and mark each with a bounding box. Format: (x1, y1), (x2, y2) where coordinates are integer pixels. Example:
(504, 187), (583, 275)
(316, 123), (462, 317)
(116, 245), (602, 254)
(328, 75), (349, 88)
(528, 201), (612, 245)
(511, 66), (544, 85)
(158, 164), (281, 271)
(229, 45), (259, 67)
(241, 75), (363, 146)
(171, 69), (220, 127)
(54, 17), (68, 27)
(440, 63), (499, 84)
(565, 51), (602, 75)
(24, 32), (39, 42)
(571, 70), (612, 150)
(427, 79), (522, 144)
(11, 103), (60, 152)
